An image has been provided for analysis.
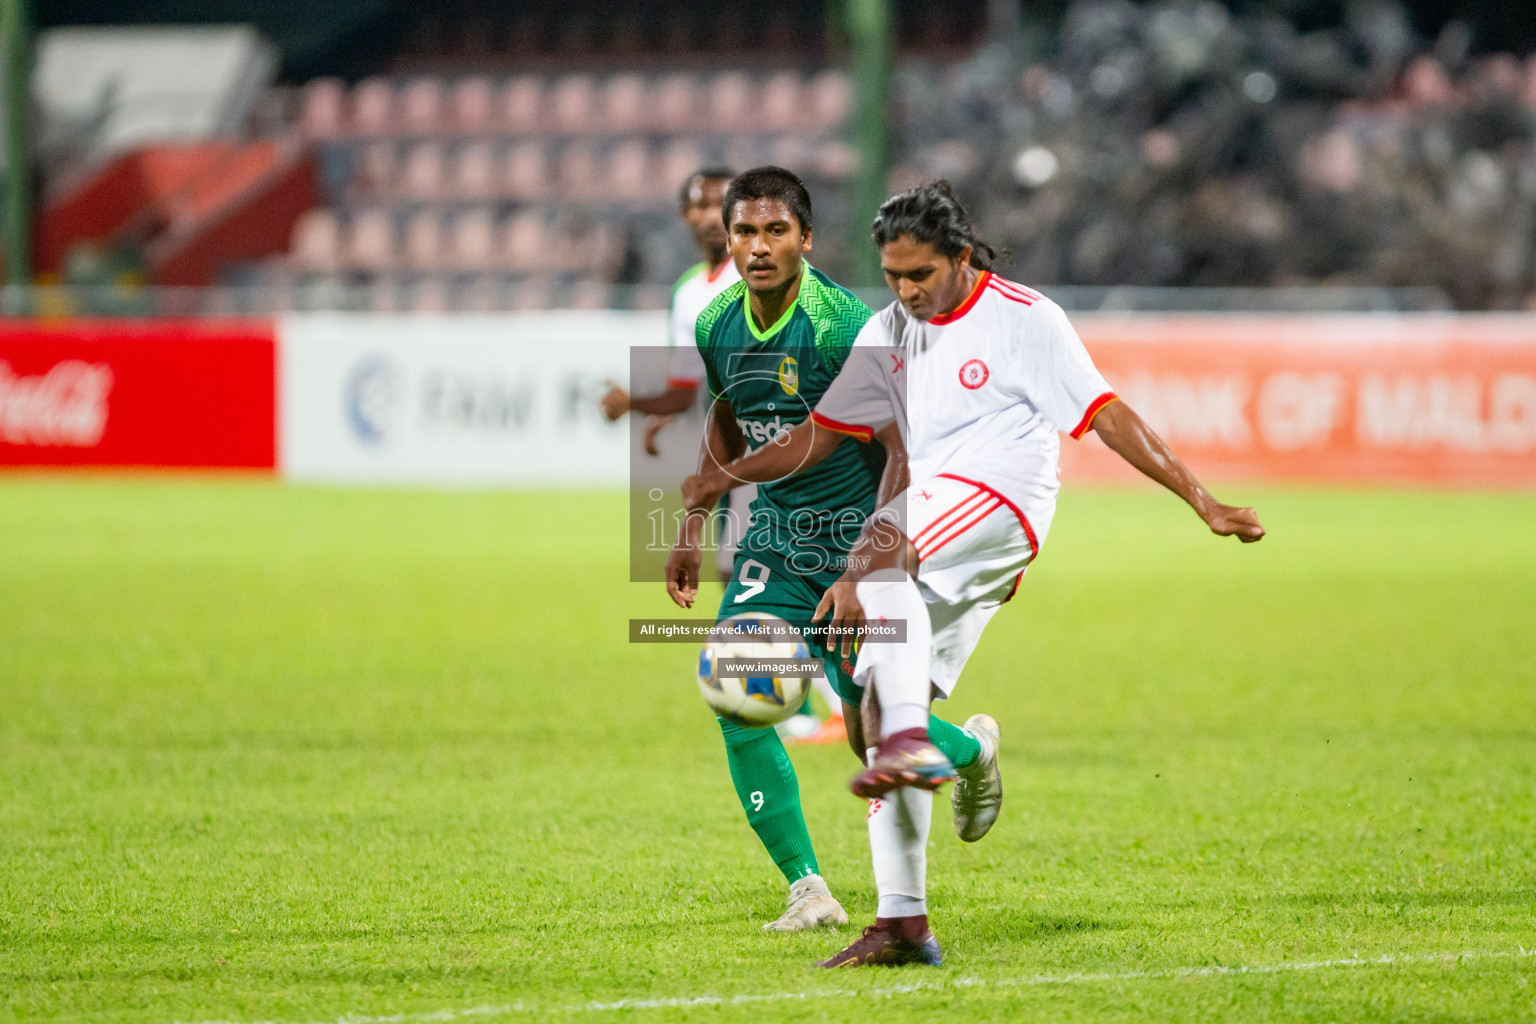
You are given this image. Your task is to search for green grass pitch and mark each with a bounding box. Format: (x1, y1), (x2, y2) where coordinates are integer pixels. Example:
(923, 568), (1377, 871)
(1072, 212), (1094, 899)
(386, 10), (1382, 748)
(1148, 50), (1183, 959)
(2, 476), (1534, 1023)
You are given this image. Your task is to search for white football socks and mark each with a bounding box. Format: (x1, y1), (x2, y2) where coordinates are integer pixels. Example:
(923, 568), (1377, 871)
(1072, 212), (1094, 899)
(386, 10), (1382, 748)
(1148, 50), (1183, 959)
(854, 578), (933, 739)
(866, 761), (931, 918)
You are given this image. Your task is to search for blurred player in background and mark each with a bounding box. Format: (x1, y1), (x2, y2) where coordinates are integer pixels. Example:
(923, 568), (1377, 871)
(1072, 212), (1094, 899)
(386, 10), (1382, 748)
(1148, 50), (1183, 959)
(602, 169), (844, 740)
(682, 181), (1265, 966)
(665, 167), (995, 932)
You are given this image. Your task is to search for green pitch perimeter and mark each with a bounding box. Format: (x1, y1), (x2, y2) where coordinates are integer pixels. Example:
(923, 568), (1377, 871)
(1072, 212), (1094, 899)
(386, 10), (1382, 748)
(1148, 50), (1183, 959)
(2, 477), (1534, 1024)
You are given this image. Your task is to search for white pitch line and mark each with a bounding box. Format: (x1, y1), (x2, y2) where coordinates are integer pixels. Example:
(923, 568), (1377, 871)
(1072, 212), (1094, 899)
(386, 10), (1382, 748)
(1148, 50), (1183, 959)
(175, 946), (1531, 1024)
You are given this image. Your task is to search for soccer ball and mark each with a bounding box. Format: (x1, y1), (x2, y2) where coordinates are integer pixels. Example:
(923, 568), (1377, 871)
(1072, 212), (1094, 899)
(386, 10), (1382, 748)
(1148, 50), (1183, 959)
(697, 613), (815, 727)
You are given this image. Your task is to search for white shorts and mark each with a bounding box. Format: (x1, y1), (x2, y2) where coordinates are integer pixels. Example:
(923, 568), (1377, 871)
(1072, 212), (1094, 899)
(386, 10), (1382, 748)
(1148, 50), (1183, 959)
(857, 473), (1037, 697)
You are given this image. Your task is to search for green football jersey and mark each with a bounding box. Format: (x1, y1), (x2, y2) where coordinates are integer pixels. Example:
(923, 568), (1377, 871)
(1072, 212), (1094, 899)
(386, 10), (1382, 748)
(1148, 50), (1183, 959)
(694, 262), (883, 580)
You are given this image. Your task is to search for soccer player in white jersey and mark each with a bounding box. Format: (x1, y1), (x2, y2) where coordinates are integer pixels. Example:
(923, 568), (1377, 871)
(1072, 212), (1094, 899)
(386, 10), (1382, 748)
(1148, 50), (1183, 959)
(681, 181), (1265, 966)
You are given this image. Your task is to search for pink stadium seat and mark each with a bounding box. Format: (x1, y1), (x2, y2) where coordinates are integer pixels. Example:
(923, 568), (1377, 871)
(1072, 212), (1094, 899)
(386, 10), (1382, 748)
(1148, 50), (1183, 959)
(355, 142), (397, 198)
(502, 142), (548, 198)
(289, 208), (342, 271)
(556, 142), (600, 198)
(451, 142), (497, 199)
(759, 71), (801, 132)
(351, 77), (395, 135)
(299, 78), (347, 139)
(461, 274), (503, 311)
(368, 276), (400, 312)
(501, 76), (544, 132)
(451, 76), (496, 133)
(708, 71), (753, 131)
(651, 73), (698, 131)
(602, 74), (648, 132)
(399, 78), (444, 135)
(447, 208), (496, 269)
(346, 209), (395, 271)
(511, 278), (553, 311)
(807, 71), (852, 129)
(565, 281), (609, 309)
(657, 140), (705, 199)
(399, 143), (446, 200)
(402, 210), (445, 269)
(497, 214), (546, 270)
(409, 276), (450, 313)
(549, 74), (596, 132)
(606, 139), (651, 201)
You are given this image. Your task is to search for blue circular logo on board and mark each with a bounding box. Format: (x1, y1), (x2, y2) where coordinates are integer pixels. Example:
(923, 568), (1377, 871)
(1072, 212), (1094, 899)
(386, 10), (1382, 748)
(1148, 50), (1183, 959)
(345, 355), (402, 445)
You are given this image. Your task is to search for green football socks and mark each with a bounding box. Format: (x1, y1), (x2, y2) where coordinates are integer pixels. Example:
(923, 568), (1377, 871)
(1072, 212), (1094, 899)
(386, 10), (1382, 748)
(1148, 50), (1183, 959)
(929, 713), (982, 770)
(717, 717), (820, 882)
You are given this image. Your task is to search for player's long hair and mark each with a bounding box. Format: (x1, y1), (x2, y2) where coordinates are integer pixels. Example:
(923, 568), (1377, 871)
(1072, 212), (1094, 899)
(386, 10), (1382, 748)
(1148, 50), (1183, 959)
(871, 180), (1006, 271)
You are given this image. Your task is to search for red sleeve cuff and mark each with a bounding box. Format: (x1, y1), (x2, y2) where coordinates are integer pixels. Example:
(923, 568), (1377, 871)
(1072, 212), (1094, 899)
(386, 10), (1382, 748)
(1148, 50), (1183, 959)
(810, 410), (874, 442)
(664, 377), (701, 390)
(1069, 392), (1119, 439)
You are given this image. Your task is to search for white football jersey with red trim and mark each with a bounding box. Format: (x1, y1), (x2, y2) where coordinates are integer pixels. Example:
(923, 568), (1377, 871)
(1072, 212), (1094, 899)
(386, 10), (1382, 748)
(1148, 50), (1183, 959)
(664, 259), (740, 388)
(811, 271), (1116, 550)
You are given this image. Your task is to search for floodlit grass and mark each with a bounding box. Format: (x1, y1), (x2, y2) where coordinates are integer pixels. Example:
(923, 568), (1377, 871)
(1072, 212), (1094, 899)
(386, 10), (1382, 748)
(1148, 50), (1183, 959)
(1, 476), (1534, 1023)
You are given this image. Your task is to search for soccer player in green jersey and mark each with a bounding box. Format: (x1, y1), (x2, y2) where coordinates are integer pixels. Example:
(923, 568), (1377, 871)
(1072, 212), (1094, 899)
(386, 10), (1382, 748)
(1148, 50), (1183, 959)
(663, 167), (990, 932)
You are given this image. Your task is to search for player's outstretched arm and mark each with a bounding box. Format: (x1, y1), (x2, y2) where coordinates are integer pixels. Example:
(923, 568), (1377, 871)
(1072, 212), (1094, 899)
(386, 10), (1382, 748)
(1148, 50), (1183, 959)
(599, 382), (698, 421)
(1090, 400), (1266, 543)
(666, 400), (746, 608)
(679, 419), (842, 513)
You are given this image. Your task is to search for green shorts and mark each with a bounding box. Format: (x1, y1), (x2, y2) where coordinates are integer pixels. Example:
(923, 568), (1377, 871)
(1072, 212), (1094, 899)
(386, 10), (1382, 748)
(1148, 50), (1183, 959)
(718, 546), (861, 706)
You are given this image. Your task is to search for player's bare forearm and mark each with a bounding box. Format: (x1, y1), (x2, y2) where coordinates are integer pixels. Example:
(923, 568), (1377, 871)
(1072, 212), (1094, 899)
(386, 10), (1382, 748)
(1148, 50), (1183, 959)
(628, 385), (698, 416)
(681, 419), (840, 512)
(872, 421), (909, 509)
(1091, 400), (1266, 542)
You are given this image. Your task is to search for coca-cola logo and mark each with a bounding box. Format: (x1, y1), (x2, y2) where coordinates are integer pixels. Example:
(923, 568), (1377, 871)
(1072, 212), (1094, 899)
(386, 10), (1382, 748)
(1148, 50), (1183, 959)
(0, 360), (114, 448)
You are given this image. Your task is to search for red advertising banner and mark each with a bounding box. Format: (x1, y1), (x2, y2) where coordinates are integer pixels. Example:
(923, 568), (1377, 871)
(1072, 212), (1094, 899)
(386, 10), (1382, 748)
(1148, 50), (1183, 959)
(1064, 315), (1536, 487)
(0, 319), (276, 469)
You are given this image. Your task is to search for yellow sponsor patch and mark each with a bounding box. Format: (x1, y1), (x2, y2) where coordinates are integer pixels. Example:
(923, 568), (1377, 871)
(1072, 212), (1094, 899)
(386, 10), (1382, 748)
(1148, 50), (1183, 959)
(777, 356), (799, 395)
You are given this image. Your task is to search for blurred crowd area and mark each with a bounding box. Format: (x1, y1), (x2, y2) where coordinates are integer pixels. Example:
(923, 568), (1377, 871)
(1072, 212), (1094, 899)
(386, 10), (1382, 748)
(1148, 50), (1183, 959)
(897, 0), (1536, 310)
(21, 1), (1536, 312)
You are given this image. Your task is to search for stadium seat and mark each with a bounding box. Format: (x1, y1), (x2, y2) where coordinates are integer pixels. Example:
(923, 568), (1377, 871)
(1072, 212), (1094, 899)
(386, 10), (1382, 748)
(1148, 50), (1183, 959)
(446, 208), (496, 269)
(299, 77), (347, 139)
(806, 70), (852, 129)
(556, 142), (601, 198)
(355, 142), (397, 197)
(603, 74), (648, 132)
(461, 274), (504, 311)
(402, 210), (445, 269)
(450, 141), (497, 199)
(657, 140), (705, 199)
(351, 77), (395, 135)
(651, 73), (698, 131)
(409, 276), (450, 313)
(606, 139), (652, 201)
(399, 77), (444, 135)
(708, 71), (753, 131)
(497, 214), (546, 270)
(564, 280), (609, 309)
(510, 277), (553, 310)
(398, 142), (446, 199)
(289, 208), (342, 271)
(367, 275), (400, 312)
(502, 142), (548, 198)
(501, 76), (544, 133)
(345, 209), (395, 270)
(549, 74), (596, 132)
(451, 76), (497, 133)
(759, 71), (801, 132)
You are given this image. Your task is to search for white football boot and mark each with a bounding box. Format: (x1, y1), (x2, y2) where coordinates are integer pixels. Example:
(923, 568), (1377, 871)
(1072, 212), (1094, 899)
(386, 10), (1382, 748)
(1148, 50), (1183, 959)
(762, 874), (849, 932)
(951, 713), (1002, 842)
